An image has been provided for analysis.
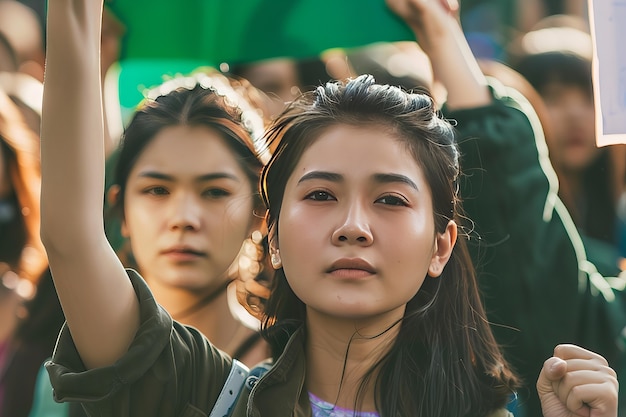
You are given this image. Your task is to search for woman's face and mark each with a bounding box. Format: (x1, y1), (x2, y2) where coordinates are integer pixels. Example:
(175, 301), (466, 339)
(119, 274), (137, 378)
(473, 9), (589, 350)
(122, 125), (256, 294)
(275, 124), (455, 323)
(542, 82), (600, 174)
(239, 58), (301, 118)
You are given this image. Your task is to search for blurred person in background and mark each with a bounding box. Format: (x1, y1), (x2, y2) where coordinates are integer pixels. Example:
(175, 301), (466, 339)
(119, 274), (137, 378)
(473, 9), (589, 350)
(0, 32), (18, 73)
(460, 0), (589, 63)
(0, 86), (47, 417)
(0, 9), (43, 137)
(227, 56), (334, 119)
(0, 0), (45, 82)
(512, 15), (626, 272)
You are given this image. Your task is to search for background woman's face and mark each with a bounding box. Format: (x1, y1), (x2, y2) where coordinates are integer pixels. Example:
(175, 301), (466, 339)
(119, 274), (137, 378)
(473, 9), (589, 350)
(122, 125), (256, 295)
(276, 124), (451, 323)
(542, 82), (600, 173)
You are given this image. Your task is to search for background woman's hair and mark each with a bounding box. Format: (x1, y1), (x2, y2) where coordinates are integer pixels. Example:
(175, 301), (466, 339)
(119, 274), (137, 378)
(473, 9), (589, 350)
(0, 89), (46, 285)
(111, 71), (269, 214)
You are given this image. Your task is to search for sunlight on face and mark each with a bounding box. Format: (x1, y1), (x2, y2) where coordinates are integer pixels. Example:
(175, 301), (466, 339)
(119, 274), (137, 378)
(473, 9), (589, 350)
(122, 125), (256, 295)
(277, 124), (444, 322)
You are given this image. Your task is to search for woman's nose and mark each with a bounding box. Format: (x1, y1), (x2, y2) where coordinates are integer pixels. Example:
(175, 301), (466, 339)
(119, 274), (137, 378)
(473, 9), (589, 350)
(168, 193), (202, 231)
(331, 203), (373, 246)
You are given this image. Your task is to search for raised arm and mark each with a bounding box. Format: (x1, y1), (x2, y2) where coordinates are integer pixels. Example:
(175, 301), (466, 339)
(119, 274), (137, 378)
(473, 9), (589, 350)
(40, 0), (139, 368)
(386, 0), (491, 110)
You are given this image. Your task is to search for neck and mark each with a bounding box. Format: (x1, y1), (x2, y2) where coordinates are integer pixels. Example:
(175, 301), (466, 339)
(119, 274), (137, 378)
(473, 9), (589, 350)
(304, 307), (404, 412)
(147, 279), (248, 355)
(557, 169), (586, 222)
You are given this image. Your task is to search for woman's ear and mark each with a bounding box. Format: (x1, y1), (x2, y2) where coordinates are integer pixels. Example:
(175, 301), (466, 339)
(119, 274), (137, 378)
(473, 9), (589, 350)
(106, 185), (128, 237)
(267, 222), (282, 270)
(427, 220), (457, 277)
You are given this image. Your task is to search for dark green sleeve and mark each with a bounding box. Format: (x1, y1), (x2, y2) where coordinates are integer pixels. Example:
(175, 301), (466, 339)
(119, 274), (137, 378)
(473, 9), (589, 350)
(45, 269), (233, 417)
(444, 79), (626, 416)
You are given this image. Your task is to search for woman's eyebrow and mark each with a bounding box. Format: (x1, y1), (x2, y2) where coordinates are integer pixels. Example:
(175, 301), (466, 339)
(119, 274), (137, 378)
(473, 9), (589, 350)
(195, 173), (241, 183)
(296, 171), (419, 191)
(297, 170), (343, 185)
(373, 173), (419, 191)
(137, 171), (241, 182)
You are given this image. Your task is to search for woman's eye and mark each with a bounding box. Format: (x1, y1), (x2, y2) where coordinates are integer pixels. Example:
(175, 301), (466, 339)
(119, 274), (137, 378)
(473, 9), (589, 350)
(305, 190), (335, 201)
(144, 186), (168, 196)
(376, 195), (408, 206)
(203, 188), (231, 198)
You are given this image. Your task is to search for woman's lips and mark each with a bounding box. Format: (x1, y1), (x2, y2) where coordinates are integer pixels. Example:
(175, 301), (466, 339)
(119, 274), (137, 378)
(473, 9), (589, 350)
(327, 258), (376, 279)
(161, 247), (207, 262)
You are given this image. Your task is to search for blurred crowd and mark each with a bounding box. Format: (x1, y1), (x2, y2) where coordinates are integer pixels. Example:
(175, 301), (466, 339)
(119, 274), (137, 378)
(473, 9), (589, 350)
(0, 0), (625, 417)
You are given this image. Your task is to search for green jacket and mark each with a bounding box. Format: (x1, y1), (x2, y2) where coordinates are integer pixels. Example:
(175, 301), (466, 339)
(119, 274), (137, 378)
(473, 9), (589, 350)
(46, 270), (513, 417)
(447, 80), (626, 417)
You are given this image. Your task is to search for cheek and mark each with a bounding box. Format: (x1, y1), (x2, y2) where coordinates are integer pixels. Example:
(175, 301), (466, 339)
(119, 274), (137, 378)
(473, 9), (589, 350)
(276, 207), (316, 279)
(124, 200), (156, 234)
(382, 216), (436, 272)
(217, 200), (256, 249)
(546, 104), (567, 123)
(391, 237), (429, 267)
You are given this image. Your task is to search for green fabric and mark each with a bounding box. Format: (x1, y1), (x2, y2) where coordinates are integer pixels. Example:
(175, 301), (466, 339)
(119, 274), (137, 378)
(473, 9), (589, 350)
(579, 234), (623, 277)
(447, 80), (626, 417)
(107, 0), (414, 66)
(114, 59), (212, 116)
(108, 0), (415, 112)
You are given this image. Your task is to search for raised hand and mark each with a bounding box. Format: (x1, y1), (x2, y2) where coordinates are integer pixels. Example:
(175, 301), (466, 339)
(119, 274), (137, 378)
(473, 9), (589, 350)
(385, 0), (490, 109)
(385, 0), (458, 53)
(537, 345), (618, 417)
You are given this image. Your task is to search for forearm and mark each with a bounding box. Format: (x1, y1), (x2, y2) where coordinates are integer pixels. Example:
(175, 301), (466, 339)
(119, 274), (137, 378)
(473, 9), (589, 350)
(423, 20), (491, 110)
(41, 0), (105, 242)
(386, 0), (491, 110)
(40, 0), (139, 369)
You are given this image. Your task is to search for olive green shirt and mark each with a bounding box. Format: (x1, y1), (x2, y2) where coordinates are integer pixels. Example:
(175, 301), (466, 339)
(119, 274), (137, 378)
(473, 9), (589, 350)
(46, 270), (513, 417)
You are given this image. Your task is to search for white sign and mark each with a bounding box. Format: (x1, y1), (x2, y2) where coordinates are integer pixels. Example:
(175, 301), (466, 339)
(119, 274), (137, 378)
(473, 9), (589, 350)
(589, 0), (626, 146)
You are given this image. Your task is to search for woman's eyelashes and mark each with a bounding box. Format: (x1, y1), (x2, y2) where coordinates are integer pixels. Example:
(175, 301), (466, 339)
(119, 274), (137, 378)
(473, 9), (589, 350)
(142, 186), (169, 196)
(303, 188), (410, 207)
(304, 189), (336, 201)
(375, 194), (410, 207)
(201, 188), (231, 199)
(139, 185), (232, 199)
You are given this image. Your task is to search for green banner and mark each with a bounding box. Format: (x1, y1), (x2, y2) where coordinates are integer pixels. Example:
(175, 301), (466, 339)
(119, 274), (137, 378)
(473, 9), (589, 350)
(108, 0), (414, 65)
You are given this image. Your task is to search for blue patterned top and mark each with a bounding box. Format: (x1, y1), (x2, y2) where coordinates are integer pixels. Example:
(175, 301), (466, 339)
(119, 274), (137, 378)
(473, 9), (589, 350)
(308, 392), (380, 417)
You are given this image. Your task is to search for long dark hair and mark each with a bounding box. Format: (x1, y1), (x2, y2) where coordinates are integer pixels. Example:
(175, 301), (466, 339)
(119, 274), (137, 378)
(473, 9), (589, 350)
(258, 75), (519, 416)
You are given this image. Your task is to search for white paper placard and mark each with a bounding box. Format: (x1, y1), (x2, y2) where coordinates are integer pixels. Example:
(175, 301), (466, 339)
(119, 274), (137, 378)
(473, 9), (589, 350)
(588, 0), (626, 146)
